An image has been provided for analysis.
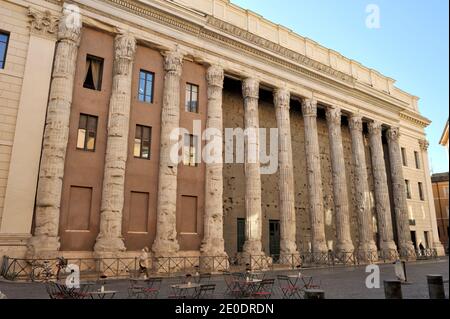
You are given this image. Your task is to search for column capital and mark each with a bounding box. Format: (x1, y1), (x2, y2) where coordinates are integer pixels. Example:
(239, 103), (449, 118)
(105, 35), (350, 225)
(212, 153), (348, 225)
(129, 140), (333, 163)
(301, 98), (317, 117)
(349, 115), (363, 132)
(163, 50), (184, 76)
(274, 88), (290, 108)
(206, 65), (224, 88)
(28, 8), (59, 39)
(419, 139), (429, 151)
(386, 127), (401, 143)
(242, 78), (259, 99)
(114, 33), (136, 59)
(57, 5), (82, 43)
(368, 120), (383, 137)
(325, 106), (341, 125)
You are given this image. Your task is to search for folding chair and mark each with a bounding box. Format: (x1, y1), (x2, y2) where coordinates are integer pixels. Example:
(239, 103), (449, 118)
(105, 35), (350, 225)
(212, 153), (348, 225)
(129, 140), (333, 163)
(195, 284), (216, 299)
(252, 279), (275, 299)
(277, 275), (301, 299)
(45, 281), (65, 299)
(223, 272), (240, 297)
(198, 273), (212, 283)
(141, 277), (163, 299)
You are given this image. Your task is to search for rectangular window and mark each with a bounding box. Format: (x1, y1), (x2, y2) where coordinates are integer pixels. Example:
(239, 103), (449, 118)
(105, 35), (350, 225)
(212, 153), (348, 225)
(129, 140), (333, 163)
(237, 218), (245, 253)
(414, 151), (421, 169)
(77, 114), (98, 151)
(0, 31), (9, 69)
(138, 70), (154, 103)
(134, 125), (152, 159)
(83, 55), (104, 91)
(405, 179), (412, 199)
(183, 134), (198, 167)
(401, 147), (408, 166)
(418, 182), (424, 201)
(185, 83), (199, 113)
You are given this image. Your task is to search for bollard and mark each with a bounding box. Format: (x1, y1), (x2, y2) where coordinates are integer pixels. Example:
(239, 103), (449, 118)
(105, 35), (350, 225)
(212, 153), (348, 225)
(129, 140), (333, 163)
(383, 280), (403, 299)
(427, 274), (445, 299)
(304, 289), (325, 299)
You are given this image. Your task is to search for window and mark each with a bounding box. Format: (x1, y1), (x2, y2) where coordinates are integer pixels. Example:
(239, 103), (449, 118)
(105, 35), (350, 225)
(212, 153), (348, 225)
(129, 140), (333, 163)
(77, 114), (98, 151)
(401, 147), (408, 166)
(0, 31), (9, 69)
(138, 70), (154, 103)
(414, 151), (421, 169)
(418, 182), (424, 201)
(185, 83), (199, 113)
(237, 218), (245, 253)
(83, 55), (103, 91)
(183, 134), (198, 167)
(405, 179), (412, 199)
(134, 125), (152, 159)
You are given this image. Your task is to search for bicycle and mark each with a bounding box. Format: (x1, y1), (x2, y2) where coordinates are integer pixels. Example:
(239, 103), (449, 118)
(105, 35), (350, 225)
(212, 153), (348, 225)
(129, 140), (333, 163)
(30, 257), (68, 282)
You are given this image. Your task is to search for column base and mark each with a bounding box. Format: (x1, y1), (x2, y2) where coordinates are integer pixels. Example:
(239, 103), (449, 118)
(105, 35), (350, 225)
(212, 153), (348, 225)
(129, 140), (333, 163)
(335, 241), (355, 255)
(26, 235), (60, 259)
(398, 242), (416, 260)
(357, 241), (379, 263)
(432, 242), (446, 257)
(151, 237), (179, 257)
(379, 241), (399, 261)
(93, 236), (126, 255)
(0, 233), (30, 259)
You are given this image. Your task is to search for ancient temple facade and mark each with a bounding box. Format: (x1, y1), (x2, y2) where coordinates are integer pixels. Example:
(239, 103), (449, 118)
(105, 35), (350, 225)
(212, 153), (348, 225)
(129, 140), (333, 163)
(0, 0), (445, 261)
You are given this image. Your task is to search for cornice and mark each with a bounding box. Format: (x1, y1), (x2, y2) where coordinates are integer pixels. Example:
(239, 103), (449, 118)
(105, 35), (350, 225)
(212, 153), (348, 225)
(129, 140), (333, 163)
(399, 112), (430, 128)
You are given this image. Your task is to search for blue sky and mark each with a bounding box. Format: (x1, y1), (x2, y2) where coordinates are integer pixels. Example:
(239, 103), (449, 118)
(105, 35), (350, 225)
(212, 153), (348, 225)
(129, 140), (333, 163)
(231, 0), (449, 173)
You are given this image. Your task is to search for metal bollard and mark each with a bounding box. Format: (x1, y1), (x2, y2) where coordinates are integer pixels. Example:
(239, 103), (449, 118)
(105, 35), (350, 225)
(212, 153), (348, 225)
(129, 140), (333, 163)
(427, 274), (445, 299)
(384, 280), (403, 299)
(304, 289), (325, 299)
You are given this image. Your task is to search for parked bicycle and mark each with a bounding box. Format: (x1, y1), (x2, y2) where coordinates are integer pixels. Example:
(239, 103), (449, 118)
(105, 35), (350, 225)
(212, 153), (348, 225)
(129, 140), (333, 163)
(30, 257), (68, 282)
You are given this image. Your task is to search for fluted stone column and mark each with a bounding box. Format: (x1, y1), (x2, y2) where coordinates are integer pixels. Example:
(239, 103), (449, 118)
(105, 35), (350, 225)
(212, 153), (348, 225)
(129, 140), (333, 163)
(348, 115), (378, 260)
(94, 33), (136, 255)
(325, 106), (354, 254)
(27, 12), (81, 258)
(386, 127), (416, 257)
(418, 140), (445, 256)
(274, 88), (299, 262)
(200, 65), (228, 264)
(242, 78), (264, 258)
(152, 51), (183, 257)
(368, 121), (398, 258)
(301, 99), (327, 254)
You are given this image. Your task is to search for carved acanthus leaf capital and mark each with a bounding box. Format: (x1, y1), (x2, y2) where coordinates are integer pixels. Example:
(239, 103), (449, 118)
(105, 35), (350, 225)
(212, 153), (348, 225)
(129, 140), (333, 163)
(325, 106), (341, 125)
(28, 8), (59, 38)
(386, 127), (401, 143)
(242, 78), (259, 99)
(368, 120), (383, 137)
(163, 50), (184, 76)
(419, 139), (429, 151)
(349, 115), (363, 132)
(58, 5), (82, 43)
(114, 33), (136, 60)
(206, 65), (224, 88)
(274, 88), (290, 109)
(301, 99), (317, 117)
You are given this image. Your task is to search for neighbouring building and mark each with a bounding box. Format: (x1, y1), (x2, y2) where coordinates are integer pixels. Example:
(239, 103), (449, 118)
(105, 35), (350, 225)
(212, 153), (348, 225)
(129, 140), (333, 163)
(439, 120), (449, 159)
(431, 173), (449, 252)
(0, 0), (445, 263)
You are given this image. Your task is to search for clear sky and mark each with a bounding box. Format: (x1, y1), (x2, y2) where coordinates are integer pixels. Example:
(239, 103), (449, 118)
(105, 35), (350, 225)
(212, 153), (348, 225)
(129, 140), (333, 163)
(231, 0), (449, 173)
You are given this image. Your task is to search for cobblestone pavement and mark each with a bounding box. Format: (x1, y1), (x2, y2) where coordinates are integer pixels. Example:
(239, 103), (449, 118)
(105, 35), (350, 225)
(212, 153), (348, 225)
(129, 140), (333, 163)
(0, 257), (448, 299)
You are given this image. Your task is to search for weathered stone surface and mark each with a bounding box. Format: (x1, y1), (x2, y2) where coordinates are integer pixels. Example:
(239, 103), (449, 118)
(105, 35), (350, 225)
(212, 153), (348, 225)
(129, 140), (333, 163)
(368, 121), (397, 258)
(274, 88), (299, 258)
(94, 33), (136, 255)
(27, 11), (81, 258)
(200, 65), (227, 260)
(386, 127), (416, 257)
(349, 115), (378, 260)
(241, 78), (264, 257)
(325, 106), (354, 254)
(152, 50), (184, 256)
(301, 99), (327, 254)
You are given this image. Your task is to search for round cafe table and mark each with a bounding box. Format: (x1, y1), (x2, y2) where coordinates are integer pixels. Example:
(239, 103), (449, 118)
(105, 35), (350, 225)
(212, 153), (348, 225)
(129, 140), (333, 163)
(170, 283), (201, 299)
(88, 290), (117, 299)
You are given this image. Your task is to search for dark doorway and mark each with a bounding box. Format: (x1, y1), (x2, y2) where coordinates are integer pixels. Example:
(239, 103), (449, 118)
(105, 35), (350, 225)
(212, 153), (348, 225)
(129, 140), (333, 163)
(237, 218), (245, 253)
(269, 220), (280, 259)
(410, 231), (417, 250)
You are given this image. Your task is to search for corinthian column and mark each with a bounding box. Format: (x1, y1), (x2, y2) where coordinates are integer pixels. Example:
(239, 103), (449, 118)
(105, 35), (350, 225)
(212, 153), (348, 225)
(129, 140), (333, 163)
(367, 121), (397, 258)
(348, 115), (378, 260)
(386, 127), (415, 257)
(301, 99), (327, 254)
(27, 11), (81, 258)
(94, 33), (136, 255)
(152, 50), (183, 256)
(418, 140), (445, 256)
(274, 88), (299, 261)
(242, 78), (264, 257)
(325, 106), (354, 254)
(200, 65), (227, 262)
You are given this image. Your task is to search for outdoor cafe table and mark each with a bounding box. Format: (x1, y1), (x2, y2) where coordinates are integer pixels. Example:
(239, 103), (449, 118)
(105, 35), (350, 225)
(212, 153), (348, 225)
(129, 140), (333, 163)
(54, 280), (93, 299)
(234, 279), (262, 298)
(88, 290), (118, 299)
(171, 283), (202, 299)
(287, 275), (314, 297)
